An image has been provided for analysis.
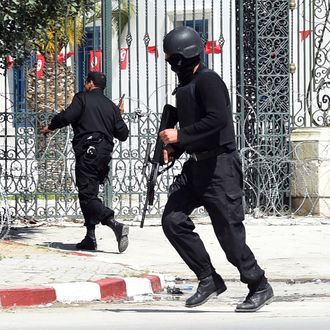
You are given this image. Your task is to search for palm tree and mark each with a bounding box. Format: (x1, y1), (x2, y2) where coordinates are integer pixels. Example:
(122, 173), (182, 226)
(111, 0), (135, 34)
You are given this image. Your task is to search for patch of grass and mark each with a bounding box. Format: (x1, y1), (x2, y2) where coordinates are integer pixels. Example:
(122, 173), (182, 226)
(4, 194), (79, 201)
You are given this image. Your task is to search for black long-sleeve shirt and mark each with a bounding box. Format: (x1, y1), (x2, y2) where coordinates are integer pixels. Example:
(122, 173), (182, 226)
(175, 64), (236, 154)
(48, 88), (129, 143)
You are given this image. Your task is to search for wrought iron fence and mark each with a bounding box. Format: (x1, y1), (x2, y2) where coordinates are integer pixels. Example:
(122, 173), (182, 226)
(0, 0), (329, 230)
(290, 0), (330, 128)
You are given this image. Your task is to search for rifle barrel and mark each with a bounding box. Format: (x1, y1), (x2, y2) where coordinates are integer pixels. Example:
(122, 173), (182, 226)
(140, 201), (148, 228)
(142, 141), (152, 176)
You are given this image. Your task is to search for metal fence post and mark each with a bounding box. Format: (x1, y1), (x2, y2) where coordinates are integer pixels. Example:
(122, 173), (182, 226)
(102, 0), (113, 207)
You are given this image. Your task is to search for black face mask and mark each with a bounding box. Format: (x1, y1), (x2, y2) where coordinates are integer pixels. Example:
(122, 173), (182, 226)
(166, 54), (201, 84)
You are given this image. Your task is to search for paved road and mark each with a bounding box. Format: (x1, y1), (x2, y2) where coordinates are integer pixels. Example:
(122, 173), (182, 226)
(1, 294), (330, 330)
(3, 216), (330, 288)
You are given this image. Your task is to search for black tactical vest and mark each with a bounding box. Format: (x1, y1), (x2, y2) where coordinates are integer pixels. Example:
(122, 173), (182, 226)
(176, 67), (236, 154)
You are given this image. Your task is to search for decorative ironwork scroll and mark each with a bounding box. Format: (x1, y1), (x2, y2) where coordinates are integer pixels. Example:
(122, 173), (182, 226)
(236, 0), (291, 214)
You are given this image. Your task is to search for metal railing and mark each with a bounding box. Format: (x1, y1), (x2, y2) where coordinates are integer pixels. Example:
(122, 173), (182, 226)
(0, 0), (329, 230)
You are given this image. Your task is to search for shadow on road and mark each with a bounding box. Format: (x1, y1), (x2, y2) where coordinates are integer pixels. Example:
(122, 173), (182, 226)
(96, 308), (234, 314)
(7, 226), (44, 240)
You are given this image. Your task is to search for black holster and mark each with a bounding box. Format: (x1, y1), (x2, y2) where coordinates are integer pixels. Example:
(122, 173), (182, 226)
(73, 133), (104, 159)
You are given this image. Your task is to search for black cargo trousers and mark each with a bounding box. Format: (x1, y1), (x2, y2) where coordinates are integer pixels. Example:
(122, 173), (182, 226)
(162, 150), (265, 287)
(73, 133), (115, 226)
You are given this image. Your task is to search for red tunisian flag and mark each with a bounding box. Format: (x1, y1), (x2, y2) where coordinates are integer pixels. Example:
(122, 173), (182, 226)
(120, 48), (128, 70)
(89, 50), (102, 72)
(36, 54), (45, 79)
(205, 41), (222, 54)
(299, 30), (312, 42)
(147, 46), (159, 57)
(58, 51), (74, 64)
(6, 56), (14, 69)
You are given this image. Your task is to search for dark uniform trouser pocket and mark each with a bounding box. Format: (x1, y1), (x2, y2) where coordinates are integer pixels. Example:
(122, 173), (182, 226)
(201, 152), (244, 225)
(225, 190), (244, 223)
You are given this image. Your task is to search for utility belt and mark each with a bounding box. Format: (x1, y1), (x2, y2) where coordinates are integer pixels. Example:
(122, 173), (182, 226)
(190, 146), (235, 162)
(73, 132), (106, 159)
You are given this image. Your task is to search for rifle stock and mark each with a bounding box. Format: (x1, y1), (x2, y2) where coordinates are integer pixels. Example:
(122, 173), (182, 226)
(140, 104), (177, 228)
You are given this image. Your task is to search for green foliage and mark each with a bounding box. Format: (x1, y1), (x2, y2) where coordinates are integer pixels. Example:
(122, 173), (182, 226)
(112, 0), (135, 34)
(0, 0), (135, 70)
(0, 0), (94, 69)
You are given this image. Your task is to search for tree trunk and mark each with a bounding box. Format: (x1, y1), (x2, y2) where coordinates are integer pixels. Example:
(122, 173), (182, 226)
(26, 61), (76, 193)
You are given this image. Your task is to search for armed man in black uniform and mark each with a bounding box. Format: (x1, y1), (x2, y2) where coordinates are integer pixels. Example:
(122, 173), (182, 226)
(159, 26), (274, 312)
(41, 72), (129, 253)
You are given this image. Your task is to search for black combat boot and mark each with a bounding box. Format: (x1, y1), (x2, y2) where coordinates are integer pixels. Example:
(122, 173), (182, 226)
(185, 273), (227, 308)
(76, 226), (97, 250)
(235, 282), (274, 312)
(102, 217), (129, 253)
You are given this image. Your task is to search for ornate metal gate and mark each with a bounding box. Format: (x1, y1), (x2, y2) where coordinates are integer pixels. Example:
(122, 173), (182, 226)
(235, 0), (291, 214)
(0, 0), (329, 229)
(110, 0), (293, 218)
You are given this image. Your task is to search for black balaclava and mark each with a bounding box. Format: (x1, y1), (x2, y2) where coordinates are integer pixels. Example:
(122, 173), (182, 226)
(166, 54), (201, 84)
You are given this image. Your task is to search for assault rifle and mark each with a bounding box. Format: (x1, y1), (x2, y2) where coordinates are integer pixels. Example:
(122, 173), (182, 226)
(140, 104), (178, 228)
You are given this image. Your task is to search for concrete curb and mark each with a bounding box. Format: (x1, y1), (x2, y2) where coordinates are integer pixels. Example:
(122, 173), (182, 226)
(0, 274), (163, 308)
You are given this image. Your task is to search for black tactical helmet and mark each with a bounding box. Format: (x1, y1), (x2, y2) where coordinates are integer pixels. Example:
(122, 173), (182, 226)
(163, 26), (203, 59)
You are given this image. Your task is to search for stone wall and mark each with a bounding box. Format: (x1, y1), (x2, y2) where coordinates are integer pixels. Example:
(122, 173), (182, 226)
(291, 127), (330, 217)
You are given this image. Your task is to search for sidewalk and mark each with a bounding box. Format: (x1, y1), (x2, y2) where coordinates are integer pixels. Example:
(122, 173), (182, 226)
(1, 215), (330, 308)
